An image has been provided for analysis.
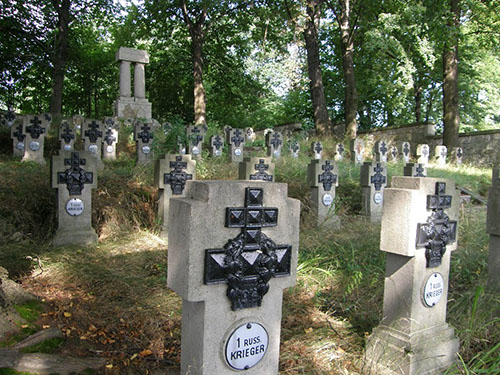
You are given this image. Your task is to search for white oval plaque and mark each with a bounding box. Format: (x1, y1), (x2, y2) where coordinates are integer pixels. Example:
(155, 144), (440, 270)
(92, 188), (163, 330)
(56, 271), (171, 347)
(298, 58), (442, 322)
(273, 150), (280, 158)
(63, 144), (72, 151)
(234, 148), (242, 156)
(322, 193), (333, 206)
(66, 198), (84, 216)
(215, 149), (222, 156)
(423, 272), (444, 307)
(142, 145), (151, 154)
(106, 145), (114, 153)
(373, 192), (383, 204)
(225, 322), (268, 370)
(88, 144), (98, 154)
(16, 142), (25, 150)
(192, 146), (200, 155)
(357, 154), (362, 162)
(29, 141), (40, 151)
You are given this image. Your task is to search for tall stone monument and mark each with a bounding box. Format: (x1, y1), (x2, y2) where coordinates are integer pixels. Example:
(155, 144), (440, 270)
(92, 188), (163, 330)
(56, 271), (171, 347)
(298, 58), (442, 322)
(486, 167), (500, 292)
(350, 138), (365, 164)
(51, 151), (98, 246)
(114, 47), (152, 120)
(229, 128), (245, 163)
(307, 159), (339, 226)
(311, 141), (323, 160)
(365, 177), (459, 375)
(360, 161), (387, 222)
(22, 115), (48, 165)
(238, 157), (275, 182)
(416, 144), (430, 166)
(134, 120), (155, 164)
(168, 180), (300, 375)
(155, 154), (196, 237)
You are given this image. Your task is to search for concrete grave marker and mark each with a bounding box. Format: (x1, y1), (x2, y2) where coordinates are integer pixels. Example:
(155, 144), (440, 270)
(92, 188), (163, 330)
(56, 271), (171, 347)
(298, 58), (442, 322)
(10, 121), (25, 157)
(374, 140), (388, 163)
(266, 131), (283, 158)
(82, 119), (104, 169)
(311, 141), (323, 160)
(22, 115), (48, 165)
(224, 126), (233, 144)
(404, 163), (427, 177)
(416, 144), (430, 166)
(155, 154), (196, 237)
(229, 128), (245, 163)
(167, 180), (300, 375)
(245, 127), (256, 142)
(2, 107), (16, 127)
(435, 145), (447, 166)
(187, 124), (207, 159)
(389, 146), (398, 163)
(59, 120), (76, 151)
(178, 136), (187, 155)
(307, 159), (339, 226)
(365, 177), (459, 375)
(360, 161), (387, 222)
(486, 167), (500, 292)
(350, 138), (365, 164)
(401, 142), (411, 164)
(451, 147), (463, 166)
(102, 126), (118, 161)
(51, 151), (98, 246)
(211, 134), (224, 157)
(239, 157), (275, 182)
(289, 140), (300, 158)
(134, 120), (155, 164)
(334, 143), (345, 161)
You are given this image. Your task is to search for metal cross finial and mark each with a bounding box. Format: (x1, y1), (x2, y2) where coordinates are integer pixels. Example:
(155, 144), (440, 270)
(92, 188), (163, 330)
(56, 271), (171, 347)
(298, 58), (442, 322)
(370, 163), (386, 191)
(314, 142), (323, 154)
(204, 187), (291, 310)
(318, 160), (337, 191)
(26, 116), (46, 139)
(164, 156), (193, 195)
(416, 182), (457, 268)
(57, 152), (93, 195)
(84, 121), (102, 143)
(250, 159), (273, 181)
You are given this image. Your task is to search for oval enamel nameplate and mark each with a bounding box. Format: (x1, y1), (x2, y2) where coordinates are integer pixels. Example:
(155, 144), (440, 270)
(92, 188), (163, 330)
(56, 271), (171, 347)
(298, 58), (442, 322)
(373, 192), (383, 204)
(192, 146), (200, 155)
(234, 148), (242, 156)
(63, 144), (72, 151)
(273, 150), (280, 158)
(29, 141), (40, 151)
(225, 322), (268, 370)
(88, 144), (98, 154)
(142, 145), (151, 154)
(357, 154), (362, 162)
(215, 149), (222, 156)
(106, 145), (114, 153)
(66, 198), (84, 216)
(423, 272), (444, 307)
(16, 142), (25, 150)
(322, 193), (333, 206)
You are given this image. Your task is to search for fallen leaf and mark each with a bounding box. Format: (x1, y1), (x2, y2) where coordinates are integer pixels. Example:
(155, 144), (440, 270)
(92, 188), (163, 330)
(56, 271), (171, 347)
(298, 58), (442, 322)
(42, 325), (50, 329)
(304, 327), (313, 334)
(130, 353), (138, 360)
(89, 324), (97, 332)
(21, 324), (29, 329)
(80, 336), (87, 340)
(105, 364), (113, 369)
(139, 349), (153, 357)
(63, 312), (72, 318)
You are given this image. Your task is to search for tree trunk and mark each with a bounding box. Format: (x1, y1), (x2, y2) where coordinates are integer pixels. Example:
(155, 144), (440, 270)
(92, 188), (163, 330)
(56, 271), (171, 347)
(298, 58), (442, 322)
(338, 0), (358, 139)
(442, 0), (460, 148)
(49, 0), (70, 120)
(304, 0), (332, 136)
(191, 26), (206, 126)
(414, 80), (422, 123)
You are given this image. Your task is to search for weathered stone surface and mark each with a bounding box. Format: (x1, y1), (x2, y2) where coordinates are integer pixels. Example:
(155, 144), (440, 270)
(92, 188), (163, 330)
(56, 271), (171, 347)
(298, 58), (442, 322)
(238, 157), (274, 182)
(487, 168), (500, 292)
(115, 47), (149, 63)
(311, 141), (323, 160)
(82, 119), (104, 169)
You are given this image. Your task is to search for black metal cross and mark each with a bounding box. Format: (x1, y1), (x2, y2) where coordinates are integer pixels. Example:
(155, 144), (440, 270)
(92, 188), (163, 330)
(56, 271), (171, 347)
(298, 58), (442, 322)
(250, 159), (273, 181)
(370, 163), (386, 191)
(4, 109), (15, 126)
(26, 117), (46, 139)
(270, 132), (282, 149)
(13, 124), (25, 142)
(403, 143), (410, 156)
(231, 129), (244, 147)
(290, 141), (299, 153)
(456, 148), (463, 159)
(84, 121), (102, 143)
(204, 187), (291, 310)
(416, 182), (457, 268)
(57, 152), (93, 195)
(190, 134), (203, 146)
(164, 156), (193, 195)
(212, 135), (223, 149)
(379, 141), (388, 156)
(391, 147), (397, 159)
(138, 123), (153, 144)
(60, 123), (75, 144)
(414, 164), (426, 177)
(318, 160), (337, 191)
(337, 143), (345, 155)
(314, 142), (323, 155)
(104, 128), (116, 146)
(440, 147), (447, 159)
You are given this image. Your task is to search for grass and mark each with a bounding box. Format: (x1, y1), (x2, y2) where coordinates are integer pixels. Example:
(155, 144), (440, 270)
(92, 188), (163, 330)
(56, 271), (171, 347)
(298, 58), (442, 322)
(0, 135), (497, 374)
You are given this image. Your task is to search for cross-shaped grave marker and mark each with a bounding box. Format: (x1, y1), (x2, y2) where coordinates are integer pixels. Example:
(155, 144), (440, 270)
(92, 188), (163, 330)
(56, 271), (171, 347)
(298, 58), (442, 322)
(11, 123), (25, 157)
(59, 121), (76, 151)
(417, 144), (430, 165)
(267, 132), (282, 158)
(239, 157), (275, 182)
(211, 134), (224, 157)
(22, 115), (48, 164)
(134, 121), (155, 163)
(318, 160), (338, 191)
(308, 159), (339, 226)
(229, 128), (245, 162)
(82, 120), (103, 167)
(250, 159), (273, 182)
(334, 143), (345, 161)
(289, 141), (299, 158)
(103, 127), (118, 160)
(361, 161), (387, 222)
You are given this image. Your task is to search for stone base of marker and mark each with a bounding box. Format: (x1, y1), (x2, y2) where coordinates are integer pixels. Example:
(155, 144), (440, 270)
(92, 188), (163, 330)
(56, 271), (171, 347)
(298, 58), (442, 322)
(230, 145), (243, 163)
(238, 157), (274, 181)
(403, 163), (427, 177)
(114, 97), (152, 120)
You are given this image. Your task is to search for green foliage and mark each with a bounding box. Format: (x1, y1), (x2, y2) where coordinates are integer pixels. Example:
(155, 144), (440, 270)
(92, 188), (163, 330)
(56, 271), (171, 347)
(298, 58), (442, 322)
(20, 337), (65, 354)
(14, 301), (43, 323)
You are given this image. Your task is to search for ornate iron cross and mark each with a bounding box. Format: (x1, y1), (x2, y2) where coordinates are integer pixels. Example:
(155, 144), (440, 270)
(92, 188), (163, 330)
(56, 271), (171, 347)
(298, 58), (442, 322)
(204, 187), (291, 310)
(84, 121), (102, 143)
(403, 143), (410, 156)
(250, 159), (273, 181)
(337, 143), (345, 155)
(414, 164), (426, 177)
(318, 161), (337, 191)
(416, 182), (457, 268)
(164, 156), (193, 195)
(57, 152), (93, 195)
(104, 128), (116, 146)
(270, 133), (282, 149)
(370, 163), (386, 191)
(190, 133), (203, 146)
(13, 124), (25, 142)
(26, 117), (46, 139)
(314, 142), (323, 154)
(61, 123), (75, 144)
(231, 129), (244, 147)
(379, 141), (388, 156)
(138, 123), (153, 143)
(212, 135), (223, 149)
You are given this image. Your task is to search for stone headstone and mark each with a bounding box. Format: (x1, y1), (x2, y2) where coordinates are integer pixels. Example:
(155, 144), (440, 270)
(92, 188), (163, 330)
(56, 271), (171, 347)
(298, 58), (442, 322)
(82, 119), (104, 169)
(451, 147), (463, 166)
(389, 146), (398, 163)
(22, 115), (48, 165)
(416, 144), (430, 166)
(238, 157), (275, 182)
(167, 180), (300, 375)
(435, 145), (447, 166)
(365, 177), (459, 375)
(307, 159), (339, 226)
(187, 124), (207, 159)
(245, 127), (256, 142)
(350, 138), (365, 164)
(334, 143), (345, 161)
(486, 167), (500, 292)
(374, 140), (388, 163)
(10, 120), (25, 157)
(224, 126), (233, 144)
(102, 126), (118, 161)
(2, 107), (16, 127)
(403, 163), (427, 177)
(154, 154), (196, 237)
(114, 47), (152, 120)
(229, 128), (245, 163)
(72, 115), (84, 134)
(266, 131), (283, 159)
(401, 142), (411, 164)
(360, 161), (387, 222)
(51, 151), (98, 246)
(59, 120), (76, 152)
(311, 141), (323, 160)
(211, 135), (224, 157)
(289, 140), (300, 158)
(134, 120), (155, 164)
